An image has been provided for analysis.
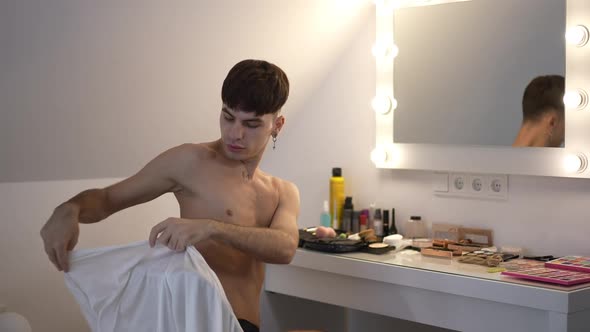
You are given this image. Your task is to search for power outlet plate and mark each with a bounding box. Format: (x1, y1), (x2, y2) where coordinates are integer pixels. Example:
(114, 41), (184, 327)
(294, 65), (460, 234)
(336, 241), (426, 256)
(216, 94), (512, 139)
(436, 172), (508, 200)
(450, 173), (467, 194)
(487, 174), (508, 198)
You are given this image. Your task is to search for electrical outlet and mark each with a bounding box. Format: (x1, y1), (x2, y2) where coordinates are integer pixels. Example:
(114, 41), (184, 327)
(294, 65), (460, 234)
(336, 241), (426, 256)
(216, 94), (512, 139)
(487, 174), (508, 199)
(450, 173), (467, 193)
(468, 174), (486, 194)
(435, 173), (508, 200)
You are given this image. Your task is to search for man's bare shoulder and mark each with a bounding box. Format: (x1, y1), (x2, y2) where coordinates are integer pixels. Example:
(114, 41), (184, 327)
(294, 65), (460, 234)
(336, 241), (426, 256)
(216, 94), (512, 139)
(257, 171), (299, 197)
(166, 142), (220, 163)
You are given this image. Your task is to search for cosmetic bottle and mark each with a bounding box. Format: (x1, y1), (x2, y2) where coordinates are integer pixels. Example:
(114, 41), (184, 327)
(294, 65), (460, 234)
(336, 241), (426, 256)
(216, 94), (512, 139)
(390, 208), (398, 235)
(329, 168), (345, 229)
(383, 210), (390, 235)
(359, 214), (368, 232)
(368, 203), (376, 230)
(320, 200), (331, 227)
(405, 216), (427, 239)
(341, 196), (353, 233)
(352, 211), (361, 233)
(374, 209), (384, 236)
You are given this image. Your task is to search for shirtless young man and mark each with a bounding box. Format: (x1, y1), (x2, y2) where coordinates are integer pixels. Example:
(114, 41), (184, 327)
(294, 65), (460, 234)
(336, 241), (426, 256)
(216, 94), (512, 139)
(513, 75), (565, 148)
(40, 59), (300, 332)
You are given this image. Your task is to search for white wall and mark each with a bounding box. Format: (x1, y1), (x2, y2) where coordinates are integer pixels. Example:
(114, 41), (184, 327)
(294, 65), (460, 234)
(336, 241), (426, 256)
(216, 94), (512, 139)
(0, 0), (370, 182)
(3, 1), (590, 332)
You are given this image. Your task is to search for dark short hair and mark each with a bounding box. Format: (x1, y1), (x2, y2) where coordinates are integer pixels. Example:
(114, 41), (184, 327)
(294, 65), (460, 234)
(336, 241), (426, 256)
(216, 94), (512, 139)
(221, 59), (289, 116)
(522, 75), (565, 122)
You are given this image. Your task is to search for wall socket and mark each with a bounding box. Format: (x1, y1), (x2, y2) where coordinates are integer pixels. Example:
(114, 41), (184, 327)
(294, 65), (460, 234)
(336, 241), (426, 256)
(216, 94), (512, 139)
(441, 173), (508, 200)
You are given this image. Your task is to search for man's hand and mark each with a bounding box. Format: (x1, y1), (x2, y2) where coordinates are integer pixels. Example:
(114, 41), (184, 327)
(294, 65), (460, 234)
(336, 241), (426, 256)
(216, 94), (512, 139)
(149, 217), (215, 252)
(40, 205), (80, 272)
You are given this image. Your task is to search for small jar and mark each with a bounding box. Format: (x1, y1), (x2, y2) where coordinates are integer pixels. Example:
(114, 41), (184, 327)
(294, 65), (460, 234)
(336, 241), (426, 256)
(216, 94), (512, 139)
(405, 216), (427, 239)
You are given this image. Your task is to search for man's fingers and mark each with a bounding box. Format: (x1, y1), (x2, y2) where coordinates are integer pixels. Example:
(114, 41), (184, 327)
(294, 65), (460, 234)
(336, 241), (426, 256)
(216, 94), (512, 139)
(45, 246), (60, 271)
(149, 219), (168, 247)
(55, 245), (69, 272)
(169, 238), (177, 251)
(149, 220), (169, 247)
(156, 231), (172, 247)
(67, 236), (78, 251)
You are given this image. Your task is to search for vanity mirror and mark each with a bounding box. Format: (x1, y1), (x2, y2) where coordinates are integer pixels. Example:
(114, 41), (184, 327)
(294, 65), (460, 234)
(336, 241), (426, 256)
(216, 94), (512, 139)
(372, 0), (590, 178)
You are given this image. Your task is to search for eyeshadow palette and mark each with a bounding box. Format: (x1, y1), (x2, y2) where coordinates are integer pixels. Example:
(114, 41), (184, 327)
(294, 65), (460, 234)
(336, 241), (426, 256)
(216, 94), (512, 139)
(501, 267), (590, 286)
(500, 258), (545, 271)
(545, 256), (590, 273)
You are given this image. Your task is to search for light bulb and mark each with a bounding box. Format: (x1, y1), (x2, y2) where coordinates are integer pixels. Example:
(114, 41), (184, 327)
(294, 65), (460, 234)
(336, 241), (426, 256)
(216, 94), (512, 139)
(391, 44), (399, 58)
(372, 95), (397, 114)
(371, 147), (388, 165)
(373, 0), (395, 8)
(372, 42), (399, 58)
(566, 25), (589, 47)
(564, 153), (588, 173)
(563, 90), (588, 110)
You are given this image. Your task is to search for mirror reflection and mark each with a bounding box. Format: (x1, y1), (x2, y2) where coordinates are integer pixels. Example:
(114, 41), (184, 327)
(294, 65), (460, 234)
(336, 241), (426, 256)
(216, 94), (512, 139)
(393, 0), (566, 147)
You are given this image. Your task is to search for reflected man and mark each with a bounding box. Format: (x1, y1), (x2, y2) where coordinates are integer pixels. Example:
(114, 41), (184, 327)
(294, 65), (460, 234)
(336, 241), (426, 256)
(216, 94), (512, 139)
(513, 75), (565, 147)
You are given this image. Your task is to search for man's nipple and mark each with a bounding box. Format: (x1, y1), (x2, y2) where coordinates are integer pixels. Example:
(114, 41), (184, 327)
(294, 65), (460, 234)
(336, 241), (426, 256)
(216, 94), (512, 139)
(226, 209), (233, 217)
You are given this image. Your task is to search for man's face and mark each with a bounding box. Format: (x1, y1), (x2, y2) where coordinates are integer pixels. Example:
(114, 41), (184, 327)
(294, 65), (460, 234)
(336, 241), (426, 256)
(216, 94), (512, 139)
(219, 104), (280, 160)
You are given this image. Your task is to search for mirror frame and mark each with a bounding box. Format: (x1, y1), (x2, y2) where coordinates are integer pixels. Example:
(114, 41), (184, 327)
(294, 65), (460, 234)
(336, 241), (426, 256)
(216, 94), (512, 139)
(373, 0), (590, 178)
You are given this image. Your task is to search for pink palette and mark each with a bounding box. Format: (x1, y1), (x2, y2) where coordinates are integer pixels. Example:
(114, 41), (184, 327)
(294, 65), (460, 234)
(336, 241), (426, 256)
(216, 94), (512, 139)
(500, 258), (545, 271)
(502, 267), (590, 286)
(545, 256), (590, 273)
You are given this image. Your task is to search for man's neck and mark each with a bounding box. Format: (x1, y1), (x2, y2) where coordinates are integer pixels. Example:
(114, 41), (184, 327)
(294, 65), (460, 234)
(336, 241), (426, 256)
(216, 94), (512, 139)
(240, 157), (262, 180)
(512, 123), (550, 147)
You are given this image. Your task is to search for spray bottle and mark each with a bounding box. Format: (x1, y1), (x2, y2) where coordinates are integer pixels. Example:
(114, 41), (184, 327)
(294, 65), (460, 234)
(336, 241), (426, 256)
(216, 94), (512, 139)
(329, 167), (345, 229)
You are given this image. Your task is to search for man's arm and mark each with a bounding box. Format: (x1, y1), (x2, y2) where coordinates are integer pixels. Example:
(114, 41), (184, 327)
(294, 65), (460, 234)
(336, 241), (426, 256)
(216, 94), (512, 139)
(211, 180), (300, 263)
(149, 180), (300, 264)
(41, 144), (193, 271)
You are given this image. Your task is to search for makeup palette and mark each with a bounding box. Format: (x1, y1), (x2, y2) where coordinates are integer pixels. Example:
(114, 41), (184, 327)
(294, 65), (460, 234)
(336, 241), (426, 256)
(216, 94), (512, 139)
(545, 256), (590, 273)
(500, 258), (545, 271)
(502, 267), (590, 286)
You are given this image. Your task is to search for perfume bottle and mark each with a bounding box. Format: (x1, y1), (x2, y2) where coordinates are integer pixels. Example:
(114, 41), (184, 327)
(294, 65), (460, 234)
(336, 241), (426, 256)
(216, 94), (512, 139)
(320, 200), (331, 227)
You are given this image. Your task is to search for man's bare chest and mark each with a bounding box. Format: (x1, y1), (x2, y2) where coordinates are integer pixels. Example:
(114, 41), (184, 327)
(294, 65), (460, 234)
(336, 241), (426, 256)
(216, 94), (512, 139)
(174, 168), (279, 228)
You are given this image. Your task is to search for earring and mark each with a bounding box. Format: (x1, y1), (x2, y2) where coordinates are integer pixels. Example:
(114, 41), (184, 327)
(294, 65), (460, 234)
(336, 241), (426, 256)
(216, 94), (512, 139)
(272, 135), (277, 150)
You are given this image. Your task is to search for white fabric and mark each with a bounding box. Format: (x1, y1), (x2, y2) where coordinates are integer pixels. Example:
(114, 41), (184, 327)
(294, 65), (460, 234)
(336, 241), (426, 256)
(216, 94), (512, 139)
(64, 241), (243, 332)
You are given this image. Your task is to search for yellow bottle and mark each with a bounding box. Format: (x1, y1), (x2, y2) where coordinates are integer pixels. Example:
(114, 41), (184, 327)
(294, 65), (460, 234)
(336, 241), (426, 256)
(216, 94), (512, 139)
(329, 168), (345, 230)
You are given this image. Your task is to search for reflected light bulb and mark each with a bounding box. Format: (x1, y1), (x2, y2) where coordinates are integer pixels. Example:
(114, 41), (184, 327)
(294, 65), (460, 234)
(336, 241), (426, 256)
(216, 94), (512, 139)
(566, 25), (589, 47)
(372, 42), (399, 58)
(372, 95), (397, 114)
(391, 44), (399, 57)
(564, 153), (588, 173)
(373, 0), (396, 10)
(563, 90), (588, 110)
(371, 147), (388, 165)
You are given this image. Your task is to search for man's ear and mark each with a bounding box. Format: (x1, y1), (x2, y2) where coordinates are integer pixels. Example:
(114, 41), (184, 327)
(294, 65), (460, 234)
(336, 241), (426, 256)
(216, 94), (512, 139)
(273, 115), (285, 134)
(546, 111), (558, 129)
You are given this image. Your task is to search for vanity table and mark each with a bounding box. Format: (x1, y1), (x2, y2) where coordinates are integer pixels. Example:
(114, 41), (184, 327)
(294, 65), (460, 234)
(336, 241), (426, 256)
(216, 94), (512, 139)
(264, 248), (590, 332)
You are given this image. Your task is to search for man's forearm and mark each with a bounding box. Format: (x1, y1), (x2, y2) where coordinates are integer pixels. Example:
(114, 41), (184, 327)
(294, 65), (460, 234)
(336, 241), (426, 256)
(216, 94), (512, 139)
(210, 221), (298, 264)
(57, 189), (112, 224)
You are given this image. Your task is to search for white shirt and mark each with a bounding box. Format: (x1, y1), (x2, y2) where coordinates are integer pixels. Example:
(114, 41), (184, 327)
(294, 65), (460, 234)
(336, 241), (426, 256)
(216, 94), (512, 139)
(65, 241), (243, 332)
